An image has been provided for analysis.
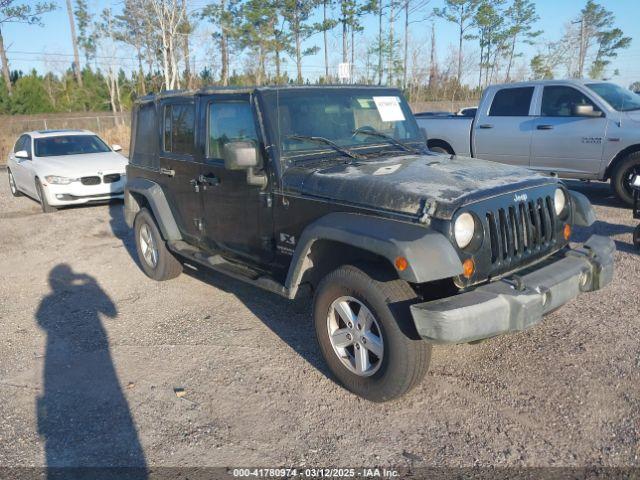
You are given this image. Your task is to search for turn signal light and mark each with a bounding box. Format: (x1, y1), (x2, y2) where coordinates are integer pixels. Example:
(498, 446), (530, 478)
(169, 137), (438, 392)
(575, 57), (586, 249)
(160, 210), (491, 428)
(395, 256), (409, 271)
(462, 258), (475, 279)
(563, 224), (571, 241)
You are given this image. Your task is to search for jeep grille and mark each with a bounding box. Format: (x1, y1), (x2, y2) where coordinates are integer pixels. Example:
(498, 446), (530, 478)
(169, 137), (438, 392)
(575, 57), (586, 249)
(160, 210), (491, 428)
(486, 195), (556, 269)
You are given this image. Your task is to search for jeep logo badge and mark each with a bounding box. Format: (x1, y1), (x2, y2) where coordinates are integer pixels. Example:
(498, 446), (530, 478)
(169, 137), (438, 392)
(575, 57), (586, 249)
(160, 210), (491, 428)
(514, 193), (528, 203)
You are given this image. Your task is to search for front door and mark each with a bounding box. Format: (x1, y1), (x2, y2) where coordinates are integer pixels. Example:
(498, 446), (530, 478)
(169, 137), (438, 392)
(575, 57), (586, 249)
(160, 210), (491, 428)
(198, 94), (274, 265)
(158, 100), (202, 244)
(473, 86), (536, 167)
(530, 85), (607, 177)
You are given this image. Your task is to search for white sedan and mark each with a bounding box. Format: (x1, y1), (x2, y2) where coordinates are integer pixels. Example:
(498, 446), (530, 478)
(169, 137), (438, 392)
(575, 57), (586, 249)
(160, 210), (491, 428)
(6, 129), (128, 212)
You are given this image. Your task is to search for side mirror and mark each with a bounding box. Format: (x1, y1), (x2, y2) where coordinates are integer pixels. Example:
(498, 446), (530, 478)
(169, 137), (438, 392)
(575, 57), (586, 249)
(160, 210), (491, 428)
(15, 150), (29, 160)
(573, 104), (602, 117)
(223, 141), (259, 170)
(112, 144), (122, 152)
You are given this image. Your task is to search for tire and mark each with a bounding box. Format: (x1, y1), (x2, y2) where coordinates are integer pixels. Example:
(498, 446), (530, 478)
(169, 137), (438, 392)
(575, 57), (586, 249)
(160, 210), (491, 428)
(35, 179), (57, 213)
(634, 225), (640, 249)
(611, 152), (640, 206)
(313, 264), (431, 402)
(133, 208), (182, 281)
(7, 169), (22, 197)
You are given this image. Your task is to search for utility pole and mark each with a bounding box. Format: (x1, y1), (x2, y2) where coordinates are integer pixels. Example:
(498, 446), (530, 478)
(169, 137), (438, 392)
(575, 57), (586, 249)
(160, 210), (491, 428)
(573, 16), (585, 78)
(0, 27), (12, 94)
(65, 0), (83, 87)
(428, 22), (437, 89)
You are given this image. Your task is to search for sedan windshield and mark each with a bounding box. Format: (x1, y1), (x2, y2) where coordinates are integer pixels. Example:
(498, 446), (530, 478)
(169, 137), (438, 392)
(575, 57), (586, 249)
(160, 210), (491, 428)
(34, 135), (112, 157)
(587, 82), (640, 112)
(263, 90), (422, 158)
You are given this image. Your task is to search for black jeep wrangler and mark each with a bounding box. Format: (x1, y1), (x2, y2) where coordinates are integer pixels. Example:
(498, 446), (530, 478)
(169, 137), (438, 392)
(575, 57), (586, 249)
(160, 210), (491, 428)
(124, 86), (614, 402)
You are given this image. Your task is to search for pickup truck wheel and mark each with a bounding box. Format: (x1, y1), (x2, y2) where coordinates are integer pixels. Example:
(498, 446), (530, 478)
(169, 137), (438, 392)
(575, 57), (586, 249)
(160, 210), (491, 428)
(134, 208), (182, 281)
(611, 152), (640, 206)
(8, 169), (22, 197)
(35, 179), (57, 213)
(313, 264), (431, 402)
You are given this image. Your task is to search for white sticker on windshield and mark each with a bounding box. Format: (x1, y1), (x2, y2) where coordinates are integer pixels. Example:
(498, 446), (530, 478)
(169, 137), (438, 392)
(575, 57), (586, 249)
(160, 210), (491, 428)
(373, 96), (405, 122)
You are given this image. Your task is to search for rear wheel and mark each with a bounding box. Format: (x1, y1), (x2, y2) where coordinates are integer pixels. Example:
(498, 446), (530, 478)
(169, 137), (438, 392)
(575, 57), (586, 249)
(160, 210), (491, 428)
(611, 152), (640, 206)
(7, 169), (22, 197)
(313, 264), (431, 402)
(35, 179), (57, 213)
(134, 208), (182, 281)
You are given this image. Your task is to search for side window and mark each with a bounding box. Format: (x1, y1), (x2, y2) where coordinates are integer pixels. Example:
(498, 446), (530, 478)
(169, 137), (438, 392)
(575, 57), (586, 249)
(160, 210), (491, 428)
(163, 103), (195, 155)
(24, 136), (32, 157)
(132, 102), (158, 168)
(541, 86), (599, 117)
(207, 101), (258, 159)
(489, 87), (534, 116)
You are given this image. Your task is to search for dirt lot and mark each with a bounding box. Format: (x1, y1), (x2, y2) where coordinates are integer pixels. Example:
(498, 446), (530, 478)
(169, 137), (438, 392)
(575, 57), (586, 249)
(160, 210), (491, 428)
(0, 172), (638, 471)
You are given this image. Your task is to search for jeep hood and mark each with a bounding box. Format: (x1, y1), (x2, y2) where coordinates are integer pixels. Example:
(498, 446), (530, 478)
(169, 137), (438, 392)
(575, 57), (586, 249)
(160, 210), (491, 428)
(283, 153), (556, 219)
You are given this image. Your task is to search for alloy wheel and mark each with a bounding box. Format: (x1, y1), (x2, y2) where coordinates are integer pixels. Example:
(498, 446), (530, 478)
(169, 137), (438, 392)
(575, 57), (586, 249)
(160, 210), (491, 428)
(139, 223), (158, 268)
(326, 296), (384, 377)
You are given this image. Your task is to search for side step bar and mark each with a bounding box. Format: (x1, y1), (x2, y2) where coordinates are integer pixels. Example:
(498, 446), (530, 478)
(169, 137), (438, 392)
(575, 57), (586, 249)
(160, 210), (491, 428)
(168, 240), (290, 298)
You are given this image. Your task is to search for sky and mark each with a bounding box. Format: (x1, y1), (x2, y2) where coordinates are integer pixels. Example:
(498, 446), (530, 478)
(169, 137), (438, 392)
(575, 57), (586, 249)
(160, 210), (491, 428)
(2, 0), (640, 88)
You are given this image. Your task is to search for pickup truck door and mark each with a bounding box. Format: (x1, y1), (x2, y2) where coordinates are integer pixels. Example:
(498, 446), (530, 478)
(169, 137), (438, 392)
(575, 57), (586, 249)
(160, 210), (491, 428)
(472, 86), (535, 167)
(530, 85), (607, 177)
(197, 94), (275, 265)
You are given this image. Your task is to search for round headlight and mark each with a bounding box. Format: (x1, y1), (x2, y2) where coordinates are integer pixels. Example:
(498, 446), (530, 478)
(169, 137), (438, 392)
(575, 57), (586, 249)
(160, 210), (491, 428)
(454, 212), (476, 249)
(554, 188), (567, 216)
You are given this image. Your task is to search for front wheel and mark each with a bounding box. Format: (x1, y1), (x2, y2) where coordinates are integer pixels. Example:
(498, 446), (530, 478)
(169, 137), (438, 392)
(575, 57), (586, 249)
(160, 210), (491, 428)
(611, 152), (640, 206)
(35, 179), (57, 213)
(313, 264), (431, 402)
(8, 169), (22, 197)
(133, 208), (182, 281)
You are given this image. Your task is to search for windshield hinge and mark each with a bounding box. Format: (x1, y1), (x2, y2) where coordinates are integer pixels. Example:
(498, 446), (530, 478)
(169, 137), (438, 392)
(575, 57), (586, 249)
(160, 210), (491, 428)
(419, 200), (437, 225)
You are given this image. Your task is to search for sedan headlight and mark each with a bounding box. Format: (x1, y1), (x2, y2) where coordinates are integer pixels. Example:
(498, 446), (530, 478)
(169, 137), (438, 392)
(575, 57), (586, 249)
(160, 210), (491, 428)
(454, 212), (476, 249)
(554, 188), (567, 216)
(45, 175), (78, 185)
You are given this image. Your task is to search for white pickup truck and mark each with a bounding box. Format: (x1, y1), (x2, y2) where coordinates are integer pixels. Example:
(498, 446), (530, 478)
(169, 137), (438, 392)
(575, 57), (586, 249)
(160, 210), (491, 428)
(417, 79), (640, 205)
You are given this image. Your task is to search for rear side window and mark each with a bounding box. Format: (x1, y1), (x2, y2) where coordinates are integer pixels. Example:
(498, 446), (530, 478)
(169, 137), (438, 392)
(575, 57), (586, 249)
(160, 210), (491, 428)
(541, 86), (599, 117)
(207, 101), (258, 159)
(163, 104), (195, 155)
(489, 87), (534, 116)
(131, 102), (158, 168)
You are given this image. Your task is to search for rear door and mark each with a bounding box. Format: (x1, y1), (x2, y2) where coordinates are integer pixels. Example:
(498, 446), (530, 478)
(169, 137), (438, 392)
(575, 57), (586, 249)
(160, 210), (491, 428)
(198, 93), (274, 265)
(530, 85), (608, 176)
(473, 86), (536, 167)
(158, 99), (202, 244)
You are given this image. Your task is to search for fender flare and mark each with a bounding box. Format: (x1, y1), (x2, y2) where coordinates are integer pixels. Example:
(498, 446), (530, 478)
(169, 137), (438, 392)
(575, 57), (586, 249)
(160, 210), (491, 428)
(569, 190), (596, 227)
(124, 178), (182, 241)
(284, 212), (463, 296)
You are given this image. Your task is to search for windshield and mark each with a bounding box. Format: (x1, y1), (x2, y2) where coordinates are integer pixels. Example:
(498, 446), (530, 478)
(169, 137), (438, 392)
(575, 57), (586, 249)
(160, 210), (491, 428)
(262, 89), (422, 158)
(34, 135), (112, 157)
(587, 83), (640, 112)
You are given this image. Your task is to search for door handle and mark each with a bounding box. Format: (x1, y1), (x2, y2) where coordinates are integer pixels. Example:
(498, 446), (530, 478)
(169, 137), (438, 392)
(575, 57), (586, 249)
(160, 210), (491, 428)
(478, 124), (493, 129)
(198, 173), (219, 188)
(160, 167), (175, 177)
(537, 124), (554, 130)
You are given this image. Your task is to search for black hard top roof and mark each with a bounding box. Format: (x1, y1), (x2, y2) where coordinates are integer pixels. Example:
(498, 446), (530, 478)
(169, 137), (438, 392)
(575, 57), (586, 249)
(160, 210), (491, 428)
(135, 84), (401, 104)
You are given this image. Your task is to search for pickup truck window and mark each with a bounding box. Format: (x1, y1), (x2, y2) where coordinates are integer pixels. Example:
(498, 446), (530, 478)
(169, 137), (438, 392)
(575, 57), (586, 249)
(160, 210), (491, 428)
(265, 91), (421, 155)
(163, 103), (195, 155)
(489, 87), (534, 117)
(207, 101), (258, 159)
(541, 86), (598, 117)
(587, 82), (640, 112)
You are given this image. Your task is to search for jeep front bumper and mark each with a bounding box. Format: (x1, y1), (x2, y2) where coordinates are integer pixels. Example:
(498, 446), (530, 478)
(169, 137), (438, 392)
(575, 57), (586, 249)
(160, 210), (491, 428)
(410, 235), (615, 344)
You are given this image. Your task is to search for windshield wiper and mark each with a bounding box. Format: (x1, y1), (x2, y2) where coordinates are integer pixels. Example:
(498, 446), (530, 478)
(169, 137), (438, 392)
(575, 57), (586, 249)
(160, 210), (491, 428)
(352, 127), (420, 154)
(286, 134), (363, 160)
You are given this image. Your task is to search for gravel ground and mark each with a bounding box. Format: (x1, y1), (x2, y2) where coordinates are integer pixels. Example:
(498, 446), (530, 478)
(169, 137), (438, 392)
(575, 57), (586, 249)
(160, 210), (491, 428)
(0, 172), (638, 470)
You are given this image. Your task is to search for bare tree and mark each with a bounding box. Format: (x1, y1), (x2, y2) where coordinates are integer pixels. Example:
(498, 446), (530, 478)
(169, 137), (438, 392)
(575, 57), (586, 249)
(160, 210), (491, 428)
(148, 0), (187, 90)
(0, 1), (55, 94)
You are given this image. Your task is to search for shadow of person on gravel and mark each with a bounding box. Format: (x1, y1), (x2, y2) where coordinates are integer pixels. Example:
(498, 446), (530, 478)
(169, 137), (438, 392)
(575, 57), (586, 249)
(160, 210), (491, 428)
(184, 268), (331, 378)
(36, 264), (147, 480)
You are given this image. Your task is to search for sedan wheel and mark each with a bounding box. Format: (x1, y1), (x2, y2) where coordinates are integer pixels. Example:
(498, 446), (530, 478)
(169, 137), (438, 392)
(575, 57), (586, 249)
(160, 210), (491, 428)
(327, 296), (384, 377)
(8, 170), (22, 197)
